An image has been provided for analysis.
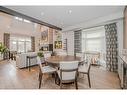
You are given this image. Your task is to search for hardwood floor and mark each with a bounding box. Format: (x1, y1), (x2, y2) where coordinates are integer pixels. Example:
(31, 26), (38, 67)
(0, 60), (120, 89)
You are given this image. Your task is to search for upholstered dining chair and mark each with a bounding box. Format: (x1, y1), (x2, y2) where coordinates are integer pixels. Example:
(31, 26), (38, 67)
(43, 52), (51, 65)
(57, 61), (79, 89)
(78, 62), (91, 88)
(56, 51), (67, 56)
(37, 57), (57, 89)
(44, 52), (51, 59)
(76, 53), (86, 65)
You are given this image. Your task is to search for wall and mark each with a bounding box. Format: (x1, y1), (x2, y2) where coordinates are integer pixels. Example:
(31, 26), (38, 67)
(0, 12), (12, 43)
(0, 12), (41, 52)
(62, 31), (74, 55)
(123, 7), (127, 49)
(117, 19), (124, 55)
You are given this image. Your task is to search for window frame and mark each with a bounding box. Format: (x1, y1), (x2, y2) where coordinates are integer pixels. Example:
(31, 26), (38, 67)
(82, 26), (105, 52)
(10, 36), (32, 53)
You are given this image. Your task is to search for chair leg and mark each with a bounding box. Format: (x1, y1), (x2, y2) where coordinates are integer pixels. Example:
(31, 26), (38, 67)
(54, 72), (57, 84)
(38, 72), (41, 81)
(87, 73), (91, 88)
(55, 73), (60, 86)
(39, 74), (43, 89)
(60, 81), (62, 89)
(75, 80), (78, 89)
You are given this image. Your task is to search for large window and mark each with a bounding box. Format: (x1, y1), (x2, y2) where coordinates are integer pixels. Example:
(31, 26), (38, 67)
(82, 26), (106, 55)
(10, 36), (31, 53)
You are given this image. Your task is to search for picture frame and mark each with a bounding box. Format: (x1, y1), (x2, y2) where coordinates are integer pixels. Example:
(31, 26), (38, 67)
(54, 41), (62, 49)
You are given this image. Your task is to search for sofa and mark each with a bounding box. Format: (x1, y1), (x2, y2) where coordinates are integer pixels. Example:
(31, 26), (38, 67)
(16, 52), (37, 68)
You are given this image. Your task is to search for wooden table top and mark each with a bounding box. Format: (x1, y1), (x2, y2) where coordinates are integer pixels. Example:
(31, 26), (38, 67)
(45, 55), (81, 65)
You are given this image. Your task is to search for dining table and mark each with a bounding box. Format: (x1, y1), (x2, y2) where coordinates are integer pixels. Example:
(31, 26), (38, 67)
(45, 55), (82, 67)
(45, 55), (82, 85)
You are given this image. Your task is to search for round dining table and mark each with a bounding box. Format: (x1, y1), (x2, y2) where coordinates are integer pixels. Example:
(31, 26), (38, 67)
(45, 55), (81, 66)
(45, 55), (82, 85)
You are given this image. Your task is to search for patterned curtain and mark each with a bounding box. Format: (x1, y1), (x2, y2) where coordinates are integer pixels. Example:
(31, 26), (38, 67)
(74, 30), (82, 54)
(31, 36), (35, 52)
(104, 23), (118, 72)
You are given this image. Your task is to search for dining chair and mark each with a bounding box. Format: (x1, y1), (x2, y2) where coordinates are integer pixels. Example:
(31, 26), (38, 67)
(44, 52), (51, 58)
(43, 52), (51, 65)
(57, 51), (67, 56)
(78, 61), (91, 88)
(57, 61), (79, 89)
(37, 56), (57, 89)
(76, 53), (86, 65)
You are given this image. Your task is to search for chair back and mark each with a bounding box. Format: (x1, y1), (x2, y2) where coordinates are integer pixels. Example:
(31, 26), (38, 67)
(79, 60), (91, 74)
(44, 53), (51, 58)
(76, 53), (85, 61)
(37, 56), (41, 64)
(57, 51), (67, 56)
(59, 61), (79, 81)
(37, 56), (43, 72)
(86, 61), (91, 73)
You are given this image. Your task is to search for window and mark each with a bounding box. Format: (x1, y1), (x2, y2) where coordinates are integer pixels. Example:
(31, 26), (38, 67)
(10, 36), (32, 53)
(82, 26), (105, 53)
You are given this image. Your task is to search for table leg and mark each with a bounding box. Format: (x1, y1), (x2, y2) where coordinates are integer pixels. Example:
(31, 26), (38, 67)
(26, 57), (28, 68)
(29, 58), (31, 71)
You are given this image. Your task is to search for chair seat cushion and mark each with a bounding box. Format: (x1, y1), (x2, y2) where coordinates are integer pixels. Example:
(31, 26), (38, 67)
(57, 70), (76, 81)
(41, 66), (56, 74)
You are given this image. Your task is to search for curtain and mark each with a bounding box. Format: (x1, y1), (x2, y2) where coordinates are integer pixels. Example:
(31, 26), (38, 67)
(31, 36), (35, 52)
(104, 23), (118, 72)
(74, 30), (82, 54)
(4, 33), (10, 49)
(3, 33), (10, 59)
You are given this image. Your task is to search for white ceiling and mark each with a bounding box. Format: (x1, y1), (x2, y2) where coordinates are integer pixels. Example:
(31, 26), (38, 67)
(5, 6), (124, 29)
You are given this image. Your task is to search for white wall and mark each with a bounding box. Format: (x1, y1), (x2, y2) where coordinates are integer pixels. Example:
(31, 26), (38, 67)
(0, 12), (41, 51)
(117, 19), (123, 55)
(62, 31), (74, 55)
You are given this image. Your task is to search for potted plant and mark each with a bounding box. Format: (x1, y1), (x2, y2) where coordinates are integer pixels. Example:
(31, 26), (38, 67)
(37, 51), (45, 63)
(0, 42), (8, 60)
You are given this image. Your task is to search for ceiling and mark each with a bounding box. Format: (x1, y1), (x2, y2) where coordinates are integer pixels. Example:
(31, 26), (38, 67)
(5, 6), (124, 29)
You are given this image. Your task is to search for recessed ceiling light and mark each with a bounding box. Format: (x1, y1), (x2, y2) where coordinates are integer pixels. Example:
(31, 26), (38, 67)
(41, 12), (44, 16)
(68, 10), (72, 14)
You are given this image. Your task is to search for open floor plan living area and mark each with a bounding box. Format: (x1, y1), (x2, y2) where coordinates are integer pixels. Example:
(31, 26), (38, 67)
(0, 6), (127, 89)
